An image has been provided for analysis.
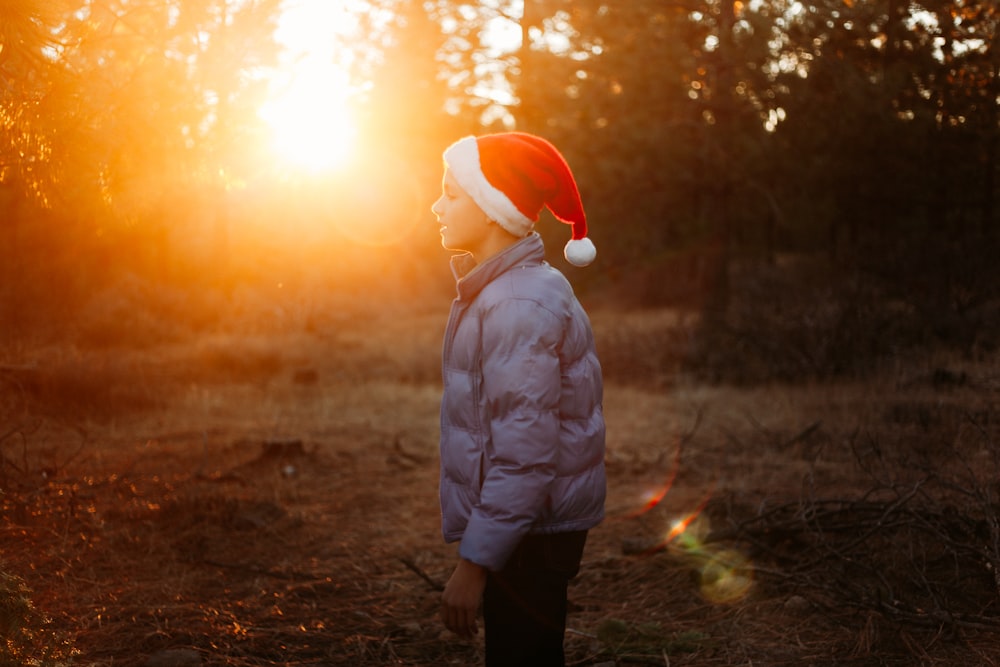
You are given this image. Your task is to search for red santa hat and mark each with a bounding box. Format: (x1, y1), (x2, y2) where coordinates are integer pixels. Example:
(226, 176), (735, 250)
(442, 132), (597, 267)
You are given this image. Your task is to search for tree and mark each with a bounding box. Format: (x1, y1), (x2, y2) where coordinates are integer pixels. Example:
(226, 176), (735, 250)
(0, 0), (286, 335)
(0, 0), (75, 208)
(0, 0), (80, 336)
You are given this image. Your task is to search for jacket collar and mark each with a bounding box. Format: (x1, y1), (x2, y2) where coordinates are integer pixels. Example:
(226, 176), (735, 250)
(451, 232), (546, 302)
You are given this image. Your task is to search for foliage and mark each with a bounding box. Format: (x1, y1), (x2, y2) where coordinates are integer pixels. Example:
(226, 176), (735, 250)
(0, 569), (75, 667)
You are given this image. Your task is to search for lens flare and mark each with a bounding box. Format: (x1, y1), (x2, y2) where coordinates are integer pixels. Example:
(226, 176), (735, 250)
(625, 440), (683, 518)
(699, 549), (754, 604)
(664, 507), (754, 605)
(616, 439), (755, 605)
(662, 485), (714, 549)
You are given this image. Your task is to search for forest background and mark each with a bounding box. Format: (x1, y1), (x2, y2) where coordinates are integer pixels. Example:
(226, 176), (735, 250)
(2, 1), (1000, 666)
(1, 0), (997, 360)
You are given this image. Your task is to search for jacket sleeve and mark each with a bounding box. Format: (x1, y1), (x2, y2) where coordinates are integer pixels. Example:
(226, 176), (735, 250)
(458, 296), (563, 571)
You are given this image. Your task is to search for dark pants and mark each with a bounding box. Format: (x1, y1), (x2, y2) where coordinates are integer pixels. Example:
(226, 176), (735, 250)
(482, 530), (588, 667)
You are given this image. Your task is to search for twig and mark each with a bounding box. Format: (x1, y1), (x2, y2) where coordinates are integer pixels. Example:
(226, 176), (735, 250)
(785, 421), (822, 448)
(398, 556), (444, 591)
(566, 627), (598, 639)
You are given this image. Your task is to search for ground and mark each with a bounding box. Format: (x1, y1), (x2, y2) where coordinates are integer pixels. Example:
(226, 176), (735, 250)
(2, 307), (1000, 666)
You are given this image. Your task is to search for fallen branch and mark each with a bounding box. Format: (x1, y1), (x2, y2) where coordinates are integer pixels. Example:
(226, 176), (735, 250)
(399, 556), (444, 591)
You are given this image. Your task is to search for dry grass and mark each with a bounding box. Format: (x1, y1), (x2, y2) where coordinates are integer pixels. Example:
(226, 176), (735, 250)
(3, 299), (1000, 666)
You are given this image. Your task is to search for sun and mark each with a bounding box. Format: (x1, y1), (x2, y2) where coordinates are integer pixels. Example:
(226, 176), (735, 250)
(259, 63), (357, 172)
(258, 1), (360, 172)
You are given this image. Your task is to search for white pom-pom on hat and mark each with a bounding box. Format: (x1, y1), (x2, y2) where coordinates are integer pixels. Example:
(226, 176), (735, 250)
(443, 132), (596, 267)
(564, 237), (596, 267)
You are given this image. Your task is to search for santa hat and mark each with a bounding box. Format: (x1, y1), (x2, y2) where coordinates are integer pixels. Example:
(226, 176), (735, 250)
(442, 132), (596, 267)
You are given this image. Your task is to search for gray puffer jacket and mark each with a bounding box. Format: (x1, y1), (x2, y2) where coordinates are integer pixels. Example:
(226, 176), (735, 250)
(439, 232), (606, 572)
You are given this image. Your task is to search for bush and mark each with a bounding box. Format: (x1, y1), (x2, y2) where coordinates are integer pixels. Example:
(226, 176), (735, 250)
(0, 569), (76, 667)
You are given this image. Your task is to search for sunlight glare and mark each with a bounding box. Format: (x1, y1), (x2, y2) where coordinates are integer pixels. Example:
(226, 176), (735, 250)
(260, 64), (357, 171)
(259, 1), (360, 172)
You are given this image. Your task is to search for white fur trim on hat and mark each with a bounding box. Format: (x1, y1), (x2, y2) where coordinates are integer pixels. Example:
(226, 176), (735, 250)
(565, 237), (596, 267)
(443, 136), (535, 237)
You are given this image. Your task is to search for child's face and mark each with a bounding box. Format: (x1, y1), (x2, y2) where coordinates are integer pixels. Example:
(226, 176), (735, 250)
(431, 169), (492, 259)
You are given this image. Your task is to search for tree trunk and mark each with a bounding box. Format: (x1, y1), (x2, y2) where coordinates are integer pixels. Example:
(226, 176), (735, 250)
(984, 29), (999, 236)
(515, 0), (543, 131)
(704, 0), (736, 321)
(0, 189), (22, 344)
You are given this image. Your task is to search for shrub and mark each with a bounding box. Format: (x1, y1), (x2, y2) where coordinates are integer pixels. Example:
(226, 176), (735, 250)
(0, 569), (76, 667)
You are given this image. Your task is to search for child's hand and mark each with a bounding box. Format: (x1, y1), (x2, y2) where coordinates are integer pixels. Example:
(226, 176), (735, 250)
(440, 558), (487, 638)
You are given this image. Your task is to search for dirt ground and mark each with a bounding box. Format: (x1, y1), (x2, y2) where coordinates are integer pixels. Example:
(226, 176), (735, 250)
(3, 308), (1000, 666)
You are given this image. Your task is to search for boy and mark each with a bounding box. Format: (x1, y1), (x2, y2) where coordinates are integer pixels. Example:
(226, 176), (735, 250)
(431, 132), (606, 666)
